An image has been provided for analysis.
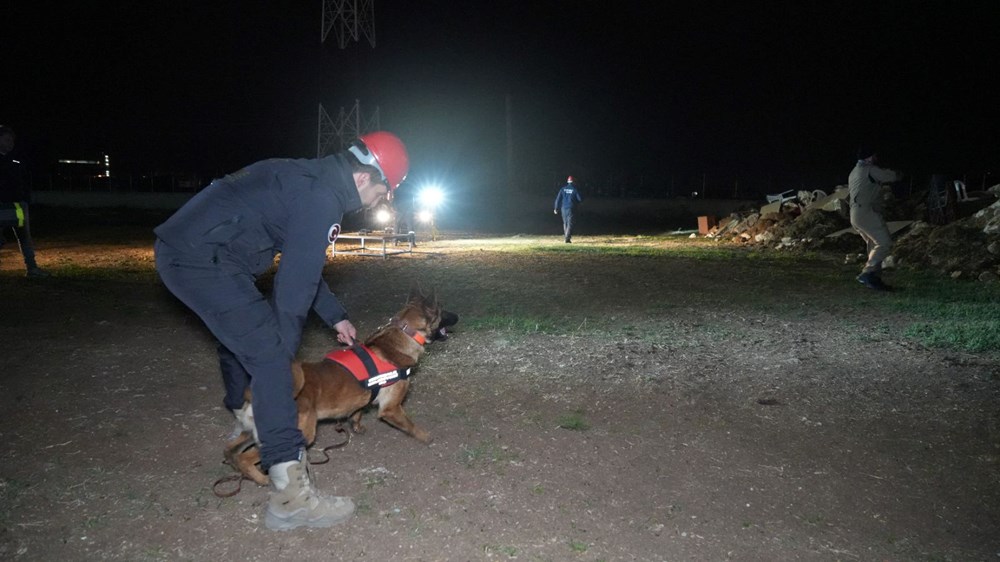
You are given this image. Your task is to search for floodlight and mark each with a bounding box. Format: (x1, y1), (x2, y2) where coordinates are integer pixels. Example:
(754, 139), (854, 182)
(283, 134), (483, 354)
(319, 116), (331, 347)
(418, 185), (444, 210)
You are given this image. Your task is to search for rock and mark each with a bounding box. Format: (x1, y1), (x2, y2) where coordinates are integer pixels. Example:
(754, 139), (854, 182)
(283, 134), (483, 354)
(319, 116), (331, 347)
(989, 241), (1000, 255)
(951, 271), (963, 279)
(978, 271), (999, 283)
(755, 230), (776, 243)
(977, 200), (1000, 234)
(883, 255), (896, 269)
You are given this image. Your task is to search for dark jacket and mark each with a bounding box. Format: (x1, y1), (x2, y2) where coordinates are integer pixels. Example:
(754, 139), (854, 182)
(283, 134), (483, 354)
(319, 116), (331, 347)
(0, 150), (29, 204)
(154, 154), (362, 353)
(554, 183), (582, 210)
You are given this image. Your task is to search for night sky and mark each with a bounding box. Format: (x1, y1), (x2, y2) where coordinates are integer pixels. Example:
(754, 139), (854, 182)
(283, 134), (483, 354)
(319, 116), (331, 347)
(6, 1), (999, 196)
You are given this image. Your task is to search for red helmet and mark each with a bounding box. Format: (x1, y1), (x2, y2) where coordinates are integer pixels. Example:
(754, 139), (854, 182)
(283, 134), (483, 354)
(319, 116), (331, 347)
(348, 131), (410, 190)
(567, 175), (574, 183)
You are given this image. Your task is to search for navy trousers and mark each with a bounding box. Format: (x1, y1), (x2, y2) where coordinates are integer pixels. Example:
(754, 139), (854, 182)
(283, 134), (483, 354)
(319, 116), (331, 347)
(154, 239), (305, 470)
(0, 202), (40, 270)
(561, 207), (575, 241)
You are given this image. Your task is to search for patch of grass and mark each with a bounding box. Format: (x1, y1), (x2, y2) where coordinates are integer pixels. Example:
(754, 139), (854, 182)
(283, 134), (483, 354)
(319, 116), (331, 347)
(42, 264), (160, 283)
(139, 546), (168, 562)
(883, 271), (1000, 352)
(360, 470), (389, 489)
(83, 515), (108, 529)
(353, 492), (374, 516)
(557, 410), (590, 431)
(519, 241), (797, 262)
(691, 323), (738, 342)
(904, 320), (1000, 352)
(480, 235), (732, 256)
(532, 245), (680, 258)
(568, 539), (589, 553)
(483, 544), (518, 558)
(364, 475), (386, 489)
(0, 478), (24, 526)
(805, 514), (824, 525)
(458, 440), (517, 468)
(463, 313), (560, 334)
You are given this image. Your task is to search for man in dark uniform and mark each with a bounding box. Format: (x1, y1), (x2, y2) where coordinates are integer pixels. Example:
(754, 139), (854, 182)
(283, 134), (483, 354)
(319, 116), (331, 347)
(553, 175), (583, 243)
(154, 131), (409, 531)
(0, 125), (50, 278)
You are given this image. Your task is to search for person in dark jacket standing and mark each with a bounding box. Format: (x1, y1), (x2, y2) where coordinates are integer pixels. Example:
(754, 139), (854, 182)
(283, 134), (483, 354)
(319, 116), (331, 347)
(0, 125), (50, 278)
(848, 147), (900, 291)
(553, 175), (582, 243)
(154, 131), (409, 531)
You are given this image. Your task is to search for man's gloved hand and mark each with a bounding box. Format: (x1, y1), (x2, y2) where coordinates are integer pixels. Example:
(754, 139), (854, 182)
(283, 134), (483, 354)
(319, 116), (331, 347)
(553, 209), (558, 215)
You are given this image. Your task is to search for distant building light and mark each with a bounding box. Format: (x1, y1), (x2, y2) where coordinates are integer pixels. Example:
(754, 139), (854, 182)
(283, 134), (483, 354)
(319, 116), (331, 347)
(59, 159), (100, 165)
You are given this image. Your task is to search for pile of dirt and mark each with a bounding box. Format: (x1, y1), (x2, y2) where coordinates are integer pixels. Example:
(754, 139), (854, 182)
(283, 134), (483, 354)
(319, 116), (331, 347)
(707, 183), (1000, 281)
(894, 199), (1000, 281)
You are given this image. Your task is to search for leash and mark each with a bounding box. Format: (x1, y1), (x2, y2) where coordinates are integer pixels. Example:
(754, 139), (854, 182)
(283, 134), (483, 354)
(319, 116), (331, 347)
(211, 423), (351, 498)
(305, 423), (352, 465)
(212, 473), (248, 498)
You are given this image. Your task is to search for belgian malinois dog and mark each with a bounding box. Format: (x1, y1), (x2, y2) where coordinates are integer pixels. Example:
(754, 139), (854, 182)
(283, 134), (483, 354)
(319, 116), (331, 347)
(223, 288), (456, 486)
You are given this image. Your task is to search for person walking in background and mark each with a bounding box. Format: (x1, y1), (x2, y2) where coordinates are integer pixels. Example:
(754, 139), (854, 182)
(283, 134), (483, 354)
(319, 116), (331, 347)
(849, 147), (900, 291)
(553, 175), (583, 243)
(0, 125), (50, 278)
(154, 131), (409, 530)
(392, 180), (416, 239)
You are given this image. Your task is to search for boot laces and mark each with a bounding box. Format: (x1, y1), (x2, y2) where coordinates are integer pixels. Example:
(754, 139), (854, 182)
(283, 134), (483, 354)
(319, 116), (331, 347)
(298, 462), (318, 498)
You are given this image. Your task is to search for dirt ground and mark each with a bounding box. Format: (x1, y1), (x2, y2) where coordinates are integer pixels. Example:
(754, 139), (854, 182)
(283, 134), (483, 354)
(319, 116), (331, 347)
(1, 230), (999, 562)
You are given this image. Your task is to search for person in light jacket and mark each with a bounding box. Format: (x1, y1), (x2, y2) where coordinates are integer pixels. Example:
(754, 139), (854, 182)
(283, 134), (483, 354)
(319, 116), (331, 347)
(848, 147), (900, 290)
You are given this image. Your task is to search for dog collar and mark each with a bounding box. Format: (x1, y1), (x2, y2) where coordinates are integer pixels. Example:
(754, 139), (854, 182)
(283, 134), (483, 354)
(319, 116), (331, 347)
(389, 317), (427, 345)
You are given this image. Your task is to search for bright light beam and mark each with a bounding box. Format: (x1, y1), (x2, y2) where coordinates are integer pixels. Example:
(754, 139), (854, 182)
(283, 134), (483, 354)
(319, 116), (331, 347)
(418, 185), (444, 210)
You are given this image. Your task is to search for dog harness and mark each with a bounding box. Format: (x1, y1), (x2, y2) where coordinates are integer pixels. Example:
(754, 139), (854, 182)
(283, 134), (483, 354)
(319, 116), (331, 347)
(324, 345), (411, 403)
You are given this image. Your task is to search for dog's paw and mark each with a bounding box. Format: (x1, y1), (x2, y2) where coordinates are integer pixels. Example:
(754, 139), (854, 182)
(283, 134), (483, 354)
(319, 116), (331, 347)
(414, 429), (432, 444)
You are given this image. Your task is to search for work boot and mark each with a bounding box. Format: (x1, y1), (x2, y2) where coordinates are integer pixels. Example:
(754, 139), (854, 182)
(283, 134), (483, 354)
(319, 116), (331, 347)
(265, 455), (355, 531)
(857, 272), (891, 291)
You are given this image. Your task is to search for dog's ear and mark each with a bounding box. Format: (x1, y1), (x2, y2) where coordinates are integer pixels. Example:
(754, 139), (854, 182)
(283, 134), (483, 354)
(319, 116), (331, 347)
(407, 283), (424, 305)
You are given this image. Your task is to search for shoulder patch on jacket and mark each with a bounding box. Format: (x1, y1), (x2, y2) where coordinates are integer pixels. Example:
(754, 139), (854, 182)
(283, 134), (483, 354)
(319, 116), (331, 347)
(328, 223), (341, 244)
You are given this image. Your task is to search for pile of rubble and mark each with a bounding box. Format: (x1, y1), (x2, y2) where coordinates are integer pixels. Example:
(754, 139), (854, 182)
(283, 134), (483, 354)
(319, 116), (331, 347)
(705, 184), (1000, 282)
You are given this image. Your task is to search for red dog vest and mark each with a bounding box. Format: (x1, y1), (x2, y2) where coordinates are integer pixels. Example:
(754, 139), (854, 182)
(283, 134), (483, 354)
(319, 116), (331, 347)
(324, 346), (411, 390)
